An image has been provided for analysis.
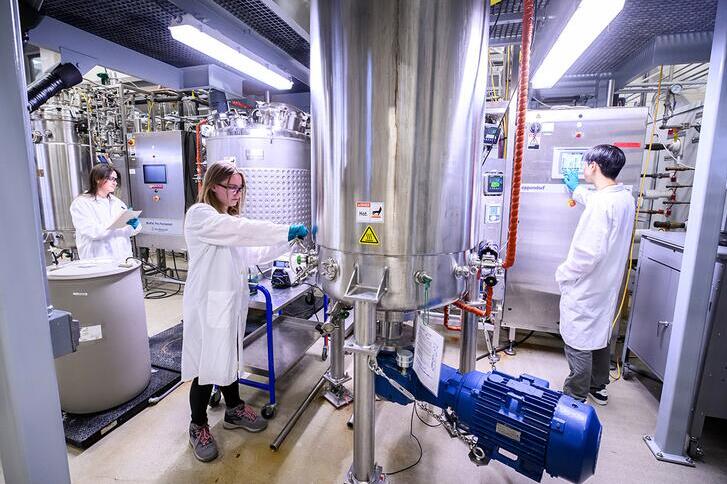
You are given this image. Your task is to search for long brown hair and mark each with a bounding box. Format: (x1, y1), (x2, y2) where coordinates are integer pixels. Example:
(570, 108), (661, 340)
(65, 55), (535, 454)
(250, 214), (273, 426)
(86, 163), (121, 196)
(198, 161), (246, 215)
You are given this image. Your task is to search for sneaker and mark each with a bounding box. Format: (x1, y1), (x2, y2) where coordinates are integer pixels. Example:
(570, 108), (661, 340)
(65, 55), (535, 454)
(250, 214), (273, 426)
(189, 422), (218, 462)
(223, 403), (268, 432)
(588, 388), (608, 406)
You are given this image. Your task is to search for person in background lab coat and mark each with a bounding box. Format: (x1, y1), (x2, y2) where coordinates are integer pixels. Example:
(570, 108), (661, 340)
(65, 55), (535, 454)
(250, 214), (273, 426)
(70, 163), (141, 260)
(182, 161), (308, 463)
(555, 144), (635, 406)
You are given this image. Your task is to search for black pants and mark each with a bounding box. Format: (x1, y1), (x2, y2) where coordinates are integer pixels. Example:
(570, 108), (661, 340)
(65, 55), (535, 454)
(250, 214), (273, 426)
(562, 344), (610, 401)
(189, 378), (243, 425)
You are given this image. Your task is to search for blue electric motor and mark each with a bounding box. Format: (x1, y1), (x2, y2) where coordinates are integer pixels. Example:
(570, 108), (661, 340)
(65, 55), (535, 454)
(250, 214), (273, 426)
(375, 351), (601, 483)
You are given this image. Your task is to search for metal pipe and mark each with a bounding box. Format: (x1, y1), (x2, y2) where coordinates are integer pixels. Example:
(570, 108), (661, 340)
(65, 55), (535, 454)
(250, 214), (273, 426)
(459, 271), (479, 373)
(606, 79), (615, 107)
(330, 316), (346, 380)
(649, 0), (727, 465)
(270, 375), (327, 451)
(352, 301), (377, 482)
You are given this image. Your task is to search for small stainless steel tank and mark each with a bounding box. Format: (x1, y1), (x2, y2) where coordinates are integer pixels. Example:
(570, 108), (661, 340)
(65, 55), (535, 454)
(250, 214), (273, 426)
(31, 104), (92, 249)
(312, 0), (489, 311)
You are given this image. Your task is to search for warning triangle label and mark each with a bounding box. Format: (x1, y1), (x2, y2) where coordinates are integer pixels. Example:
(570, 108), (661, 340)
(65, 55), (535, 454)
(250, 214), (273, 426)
(359, 225), (380, 245)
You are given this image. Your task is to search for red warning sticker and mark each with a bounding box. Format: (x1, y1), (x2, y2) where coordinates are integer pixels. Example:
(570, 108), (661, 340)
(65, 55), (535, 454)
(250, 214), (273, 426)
(613, 142), (641, 149)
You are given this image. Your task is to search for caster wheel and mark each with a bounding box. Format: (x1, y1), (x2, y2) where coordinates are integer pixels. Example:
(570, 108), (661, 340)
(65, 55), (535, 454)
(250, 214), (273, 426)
(261, 404), (277, 419)
(322, 346), (329, 361)
(209, 388), (222, 407)
(622, 366), (632, 380)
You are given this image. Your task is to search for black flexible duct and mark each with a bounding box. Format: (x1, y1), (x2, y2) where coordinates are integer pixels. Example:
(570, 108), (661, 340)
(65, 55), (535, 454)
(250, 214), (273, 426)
(209, 88), (228, 114)
(27, 63), (83, 113)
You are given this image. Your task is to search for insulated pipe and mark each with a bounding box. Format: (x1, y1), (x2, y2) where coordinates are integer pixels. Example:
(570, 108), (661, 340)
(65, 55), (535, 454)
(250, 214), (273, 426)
(195, 119), (207, 191)
(459, 271), (480, 373)
(352, 301), (378, 482)
(443, 305), (462, 331)
(502, 0), (534, 269)
(26, 63), (82, 113)
(453, 300), (488, 319)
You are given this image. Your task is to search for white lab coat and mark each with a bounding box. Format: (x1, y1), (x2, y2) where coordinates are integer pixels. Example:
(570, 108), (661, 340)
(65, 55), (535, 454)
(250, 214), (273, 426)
(70, 193), (142, 261)
(181, 203), (290, 386)
(555, 184), (635, 351)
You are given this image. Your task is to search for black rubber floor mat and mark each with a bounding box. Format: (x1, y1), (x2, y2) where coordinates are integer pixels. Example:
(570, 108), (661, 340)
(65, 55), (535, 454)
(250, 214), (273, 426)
(63, 368), (180, 449)
(149, 323), (183, 372)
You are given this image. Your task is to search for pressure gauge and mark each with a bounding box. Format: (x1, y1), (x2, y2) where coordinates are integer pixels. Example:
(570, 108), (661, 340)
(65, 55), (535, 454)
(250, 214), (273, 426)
(669, 84), (683, 95)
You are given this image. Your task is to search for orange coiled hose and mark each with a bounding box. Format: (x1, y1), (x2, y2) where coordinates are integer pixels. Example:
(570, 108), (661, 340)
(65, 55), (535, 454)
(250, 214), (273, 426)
(195, 118), (208, 191)
(443, 305), (462, 331)
(485, 286), (493, 317)
(503, 0), (534, 270)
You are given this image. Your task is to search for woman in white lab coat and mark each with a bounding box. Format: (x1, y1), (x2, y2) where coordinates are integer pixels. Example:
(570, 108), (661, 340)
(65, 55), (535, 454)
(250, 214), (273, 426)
(182, 161), (308, 462)
(70, 164), (141, 260)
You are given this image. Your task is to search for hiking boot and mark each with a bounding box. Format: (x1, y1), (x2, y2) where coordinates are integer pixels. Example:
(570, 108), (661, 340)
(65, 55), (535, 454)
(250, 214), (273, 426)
(189, 422), (218, 462)
(588, 388), (608, 406)
(223, 403), (268, 432)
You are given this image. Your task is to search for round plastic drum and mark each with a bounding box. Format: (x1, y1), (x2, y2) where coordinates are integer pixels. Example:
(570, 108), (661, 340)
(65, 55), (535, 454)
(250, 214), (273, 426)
(48, 259), (150, 414)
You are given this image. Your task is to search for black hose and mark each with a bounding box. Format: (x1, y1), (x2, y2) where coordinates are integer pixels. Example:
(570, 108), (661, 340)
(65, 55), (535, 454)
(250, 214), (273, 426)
(27, 63), (82, 112)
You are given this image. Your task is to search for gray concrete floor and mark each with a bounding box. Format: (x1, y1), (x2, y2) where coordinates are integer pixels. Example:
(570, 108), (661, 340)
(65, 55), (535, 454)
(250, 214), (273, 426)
(4, 292), (726, 483)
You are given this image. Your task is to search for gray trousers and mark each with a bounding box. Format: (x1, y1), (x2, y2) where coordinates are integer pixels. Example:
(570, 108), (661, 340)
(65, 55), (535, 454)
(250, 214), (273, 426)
(563, 344), (610, 401)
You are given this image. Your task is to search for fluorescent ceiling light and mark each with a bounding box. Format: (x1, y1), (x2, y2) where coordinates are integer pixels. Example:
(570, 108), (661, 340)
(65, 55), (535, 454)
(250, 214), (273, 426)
(169, 24), (293, 90)
(531, 0), (625, 89)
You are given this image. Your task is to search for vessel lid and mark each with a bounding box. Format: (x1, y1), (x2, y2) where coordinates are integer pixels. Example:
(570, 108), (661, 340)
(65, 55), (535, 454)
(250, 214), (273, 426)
(47, 258), (140, 280)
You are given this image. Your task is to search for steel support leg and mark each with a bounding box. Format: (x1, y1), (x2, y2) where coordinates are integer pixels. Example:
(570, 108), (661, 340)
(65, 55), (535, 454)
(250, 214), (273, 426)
(324, 316), (353, 407)
(348, 301), (385, 483)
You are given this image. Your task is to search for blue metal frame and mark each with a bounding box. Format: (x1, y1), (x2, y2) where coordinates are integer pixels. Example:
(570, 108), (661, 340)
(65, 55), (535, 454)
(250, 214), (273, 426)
(236, 285), (330, 408)
(238, 284), (277, 405)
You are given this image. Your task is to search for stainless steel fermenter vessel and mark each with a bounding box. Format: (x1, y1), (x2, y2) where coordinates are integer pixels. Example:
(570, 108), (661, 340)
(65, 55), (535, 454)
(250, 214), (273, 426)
(312, 0), (489, 313)
(311, 1), (489, 482)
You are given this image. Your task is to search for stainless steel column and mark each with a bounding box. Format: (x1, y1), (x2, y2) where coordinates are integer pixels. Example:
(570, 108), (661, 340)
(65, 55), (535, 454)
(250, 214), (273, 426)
(647, 0), (727, 465)
(459, 272), (479, 373)
(330, 316), (346, 380)
(0, 0), (71, 482)
(352, 301), (378, 482)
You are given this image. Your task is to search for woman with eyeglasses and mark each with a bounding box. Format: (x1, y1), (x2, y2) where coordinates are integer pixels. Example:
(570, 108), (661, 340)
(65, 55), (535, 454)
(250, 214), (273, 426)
(70, 163), (141, 260)
(182, 161), (308, 462)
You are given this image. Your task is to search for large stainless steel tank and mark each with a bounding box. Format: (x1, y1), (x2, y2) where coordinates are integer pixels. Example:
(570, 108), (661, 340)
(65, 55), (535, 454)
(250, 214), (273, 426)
(206, 104), (311, 226)
(31, 104), (92, 249)
(312, 0), (489, 311)
(48, 259), (151, 414)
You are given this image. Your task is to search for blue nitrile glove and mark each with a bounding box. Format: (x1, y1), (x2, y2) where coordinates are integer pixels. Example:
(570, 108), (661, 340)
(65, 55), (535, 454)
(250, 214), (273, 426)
(288, 224), (309, 241)
(563, 169), (580, 192)
(127, 218), (140, 229)
(311, 225), (318, 238)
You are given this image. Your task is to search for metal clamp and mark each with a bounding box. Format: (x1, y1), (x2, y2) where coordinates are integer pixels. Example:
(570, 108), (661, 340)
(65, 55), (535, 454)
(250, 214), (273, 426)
(321, 257), (340, 281)
(657, 320), (672, 328)
(368, 357), (416, 402)
(344, 341), (381, 357)
(454, 265), (474, 279)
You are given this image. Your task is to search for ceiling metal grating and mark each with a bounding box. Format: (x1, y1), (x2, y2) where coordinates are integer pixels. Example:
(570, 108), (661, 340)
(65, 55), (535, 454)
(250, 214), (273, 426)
(41, 0), (213, 68)
(490, 0), (550, 41)
(568, 0), (718, 75)
(213, 0), (310, 68)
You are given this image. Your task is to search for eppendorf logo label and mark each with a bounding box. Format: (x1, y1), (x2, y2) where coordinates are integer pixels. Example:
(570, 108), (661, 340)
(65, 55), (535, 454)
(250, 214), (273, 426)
(521, 184), (547, 191)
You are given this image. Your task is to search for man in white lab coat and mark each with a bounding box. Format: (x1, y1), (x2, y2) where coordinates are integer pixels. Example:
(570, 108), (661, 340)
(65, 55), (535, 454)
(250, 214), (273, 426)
(555, 144), (635, 405)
